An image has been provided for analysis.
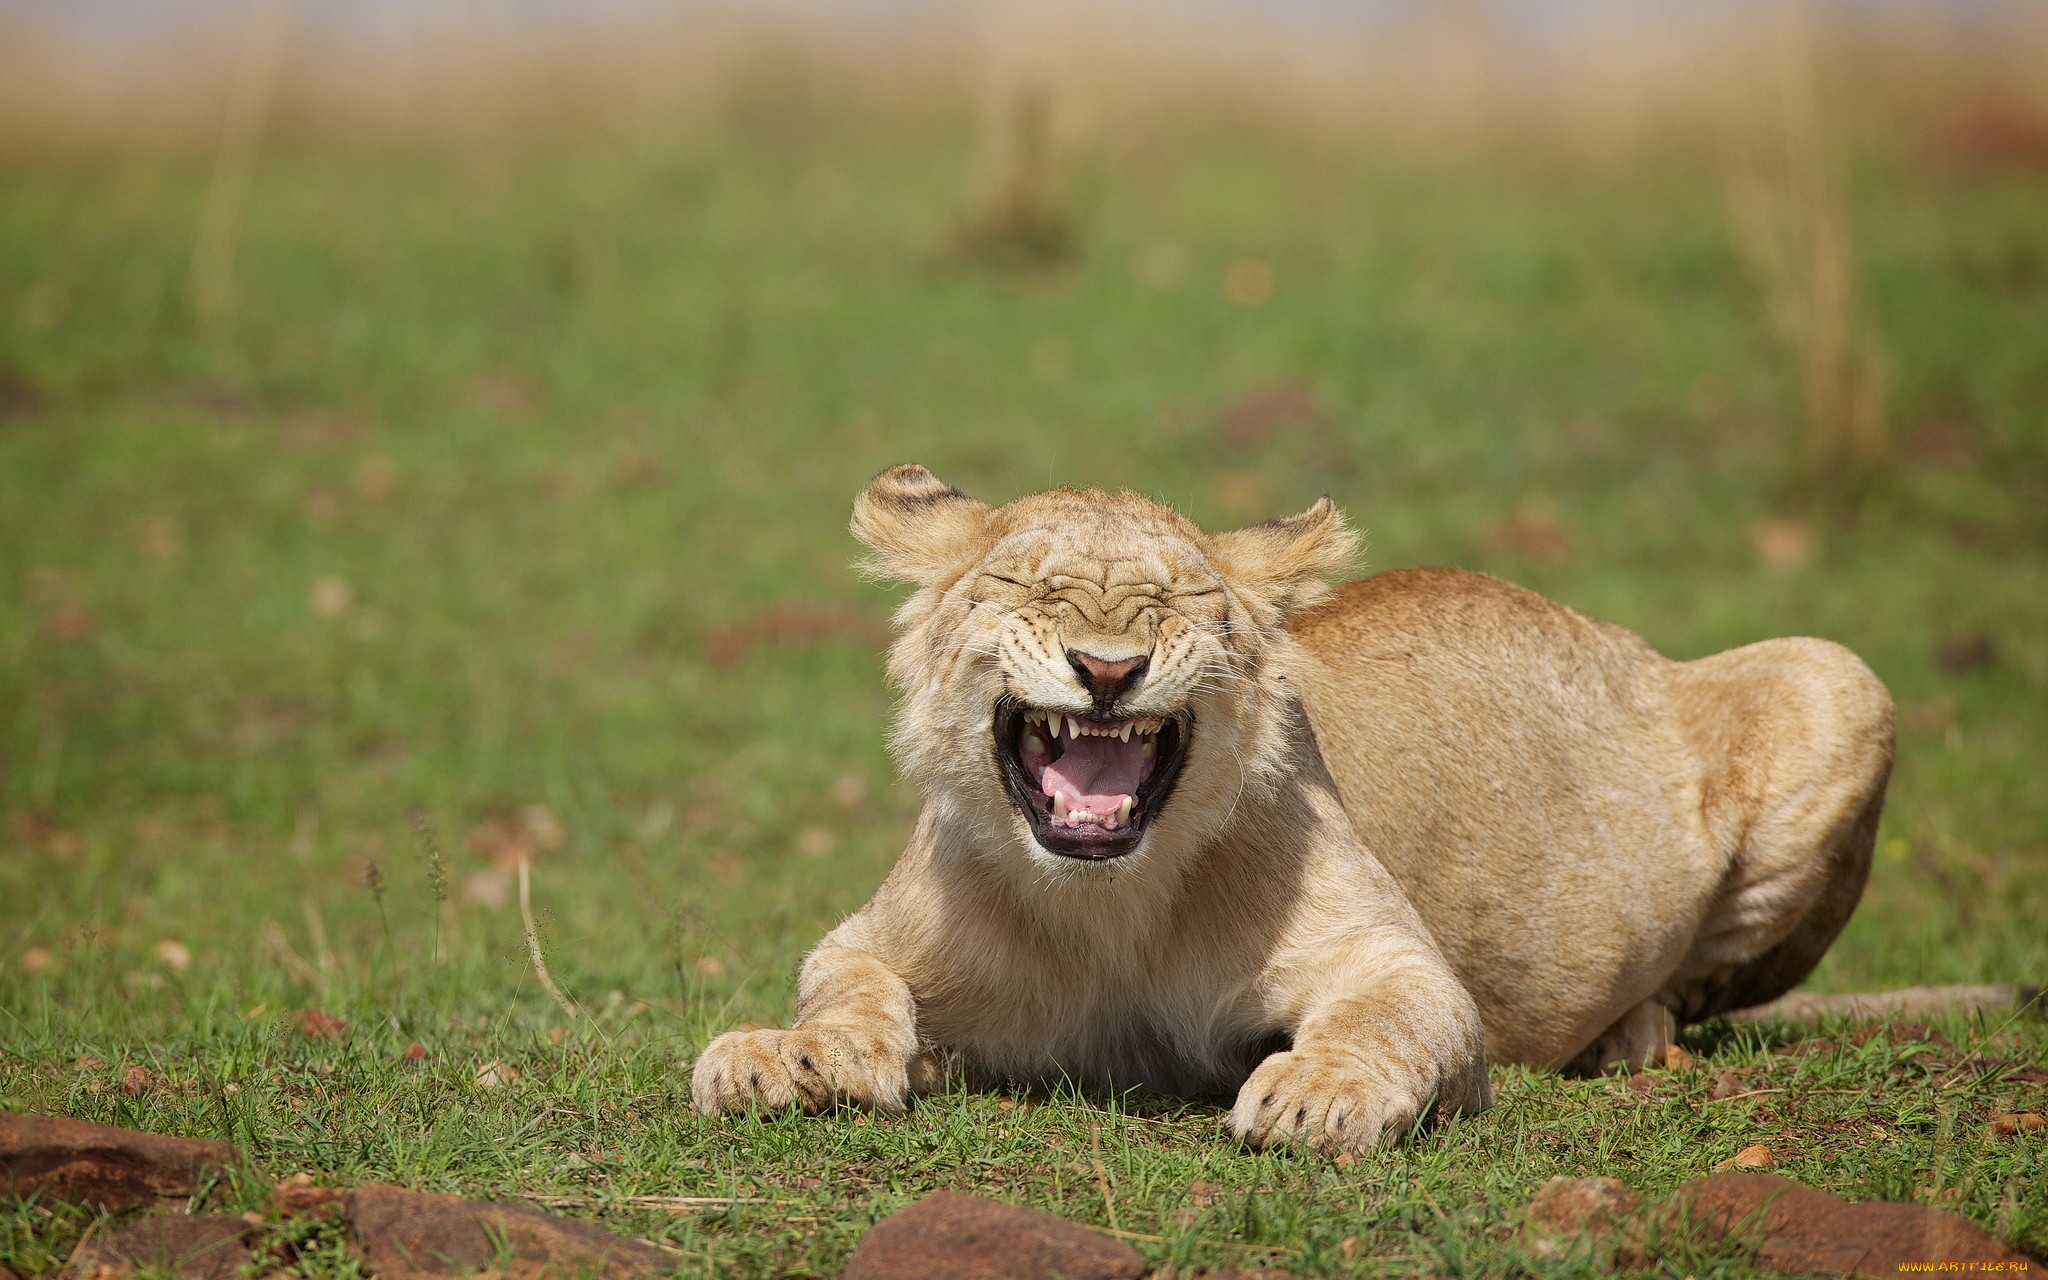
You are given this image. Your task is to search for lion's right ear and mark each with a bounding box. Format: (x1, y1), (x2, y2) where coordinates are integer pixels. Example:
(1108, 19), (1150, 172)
(850, 465), (995, 587)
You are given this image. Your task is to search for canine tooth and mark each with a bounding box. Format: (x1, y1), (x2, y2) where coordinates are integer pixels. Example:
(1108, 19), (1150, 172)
(1119, 723), (1132, 742)
(1116, 796), (1133, 824)
(1047, 712), (1062, 739)
(1053, 793), (1068, 821)
(1070, 717), (1082, 741)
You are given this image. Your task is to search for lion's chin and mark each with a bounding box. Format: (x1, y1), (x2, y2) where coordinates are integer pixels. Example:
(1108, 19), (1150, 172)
(992, 697), (1191, 861)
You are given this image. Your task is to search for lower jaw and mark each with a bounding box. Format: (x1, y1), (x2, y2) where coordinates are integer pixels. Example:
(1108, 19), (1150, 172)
(1022, 812), (1145, 861)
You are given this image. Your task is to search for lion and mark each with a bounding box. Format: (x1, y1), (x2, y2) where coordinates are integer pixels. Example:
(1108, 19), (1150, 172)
(690, 466), (1892, 1153)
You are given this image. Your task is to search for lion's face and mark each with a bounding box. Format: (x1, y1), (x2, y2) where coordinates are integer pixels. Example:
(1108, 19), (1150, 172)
(852, 466), (1357, 870)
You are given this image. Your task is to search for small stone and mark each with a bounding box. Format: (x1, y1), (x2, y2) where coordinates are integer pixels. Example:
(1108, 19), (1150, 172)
(404, 1041), (427, 1061)
(300, 1008), (346, 1039)
(839, 1190), (1145, 1280)
(1332, 1152), (1357, 1168)
(152, 940), (191, 972)
(1339, 1236), (1360, 1259)
(345, 1183), (666, 1280)
(1714, 1143), (1774, 1171)
(0, 1113), (239, 1209)
(1663, 1044), (1695, 1070)
(1992, 1112), (2044, 1137)
(121, 1065), (154, 1096)
(694, 956), (726, 979)
(1708, 1071), (1747, 1101)
(475, 1061), (519, 1089)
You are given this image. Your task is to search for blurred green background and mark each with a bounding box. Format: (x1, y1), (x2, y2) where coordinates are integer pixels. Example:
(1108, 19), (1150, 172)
(5, 124), (2045, 1006)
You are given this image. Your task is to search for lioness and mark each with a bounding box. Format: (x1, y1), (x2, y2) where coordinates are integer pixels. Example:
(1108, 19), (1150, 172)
(691, 466), (1892, 1153)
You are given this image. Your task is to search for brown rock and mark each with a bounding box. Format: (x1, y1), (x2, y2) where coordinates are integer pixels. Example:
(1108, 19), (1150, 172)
(1708, 1072), (1748, 1101)
(0, 1113), (240, 1210)
(1645, 1173), (2037, 1276)
(68, 1215), (254, 1280)
(840, 1191), (1145, 1280)
(344, 1183), (666, 1280)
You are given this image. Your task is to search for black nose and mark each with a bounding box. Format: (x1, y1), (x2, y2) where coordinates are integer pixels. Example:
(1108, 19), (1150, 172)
(1067, 650), (1149, 706)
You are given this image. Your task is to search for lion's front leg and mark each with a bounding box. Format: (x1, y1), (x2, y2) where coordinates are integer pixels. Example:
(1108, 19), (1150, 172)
(1230, 952), (1492, 1154)
(690, 945), (928, 1116)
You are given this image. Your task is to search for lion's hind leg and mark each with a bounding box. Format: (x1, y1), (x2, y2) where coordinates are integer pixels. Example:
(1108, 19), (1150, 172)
(1658, 636), (1894, 1026)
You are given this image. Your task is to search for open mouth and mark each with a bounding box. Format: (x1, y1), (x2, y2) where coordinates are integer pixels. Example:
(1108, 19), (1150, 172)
(993, 698), (1191, 860)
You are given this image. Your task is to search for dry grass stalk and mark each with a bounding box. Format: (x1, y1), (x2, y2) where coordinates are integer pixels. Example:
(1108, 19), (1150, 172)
(954, 84), (1073, 269)
(190, 0), (292, 326)
(519, 854), (583, 1022)
(1720, 0), (1887, 501)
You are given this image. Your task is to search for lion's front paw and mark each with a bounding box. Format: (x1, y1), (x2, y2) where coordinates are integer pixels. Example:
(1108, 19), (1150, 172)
(1228, 1050), (1438, 1154)
(690, 1025), (910, 1116)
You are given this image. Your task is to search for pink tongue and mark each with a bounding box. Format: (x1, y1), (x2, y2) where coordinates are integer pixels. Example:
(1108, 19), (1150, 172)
(1041, 736), (1146, 814)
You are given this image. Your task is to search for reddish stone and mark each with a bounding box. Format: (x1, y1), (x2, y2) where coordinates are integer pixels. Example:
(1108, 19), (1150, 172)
(69, 1215), (254, 1280)
(839, 1191), (1145, 1280)
(344, 1183), (666, 1280)
(0, 1113), (239, 1210)
(1641, 1174), (2037, 1276)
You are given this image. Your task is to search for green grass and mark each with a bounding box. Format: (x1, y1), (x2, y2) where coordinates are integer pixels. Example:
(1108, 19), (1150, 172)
(1, 124), (2045, 1276)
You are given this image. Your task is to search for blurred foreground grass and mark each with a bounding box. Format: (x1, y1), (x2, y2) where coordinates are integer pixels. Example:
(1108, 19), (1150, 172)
(1, 130), (2045, 1275)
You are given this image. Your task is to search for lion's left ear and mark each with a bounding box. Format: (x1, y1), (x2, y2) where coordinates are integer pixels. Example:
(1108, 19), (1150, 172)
(1209, 496), (1360, 619)
(851, 464), (996, 588)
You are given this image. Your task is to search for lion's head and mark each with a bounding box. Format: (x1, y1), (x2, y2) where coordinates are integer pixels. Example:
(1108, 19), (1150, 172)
(852, 465), (1357, 872)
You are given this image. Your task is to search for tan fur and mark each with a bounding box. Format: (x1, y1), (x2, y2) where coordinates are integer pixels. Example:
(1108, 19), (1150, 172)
(691, 469), (1892, 1151)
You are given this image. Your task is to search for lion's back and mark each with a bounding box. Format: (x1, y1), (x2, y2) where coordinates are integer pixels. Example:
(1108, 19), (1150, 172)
(1289, 568), (1718, 1066)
